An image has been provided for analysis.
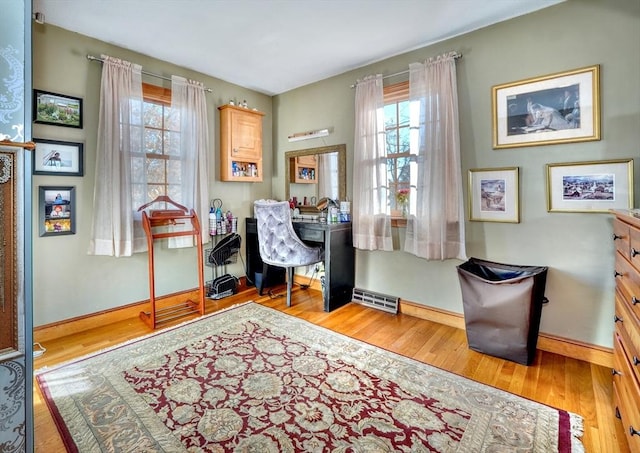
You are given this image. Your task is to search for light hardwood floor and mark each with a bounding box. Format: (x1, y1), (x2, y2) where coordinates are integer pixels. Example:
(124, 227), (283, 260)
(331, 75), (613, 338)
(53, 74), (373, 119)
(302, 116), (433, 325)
(33, 286), (629, 452)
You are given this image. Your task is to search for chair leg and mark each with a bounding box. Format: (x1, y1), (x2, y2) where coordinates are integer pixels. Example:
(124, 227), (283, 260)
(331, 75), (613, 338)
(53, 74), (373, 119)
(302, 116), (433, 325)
(258, 263), (269, 295)
(286, 267), (293, 307)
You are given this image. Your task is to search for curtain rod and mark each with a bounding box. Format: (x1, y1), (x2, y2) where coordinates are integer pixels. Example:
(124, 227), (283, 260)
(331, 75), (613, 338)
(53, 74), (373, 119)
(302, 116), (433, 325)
(350, 51), (462, 89)
(87, 54), (213, 93)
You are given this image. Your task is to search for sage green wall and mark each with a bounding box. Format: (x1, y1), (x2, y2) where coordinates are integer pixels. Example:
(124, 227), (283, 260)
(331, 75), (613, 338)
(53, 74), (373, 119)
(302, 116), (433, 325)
(273, 0), (640, 348)
(32, 25), (274, 326)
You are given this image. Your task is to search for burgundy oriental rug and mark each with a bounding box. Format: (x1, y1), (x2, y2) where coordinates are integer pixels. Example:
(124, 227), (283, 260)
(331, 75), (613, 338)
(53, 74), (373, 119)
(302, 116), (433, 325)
(37, 302), (584, 452)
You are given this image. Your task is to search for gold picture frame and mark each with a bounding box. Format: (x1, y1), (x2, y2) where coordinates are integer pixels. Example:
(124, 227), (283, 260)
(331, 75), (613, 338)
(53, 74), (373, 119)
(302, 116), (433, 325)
(468, 167), (520, 223)
(546, 159), (634, 213)
(492, 65), (600, 149)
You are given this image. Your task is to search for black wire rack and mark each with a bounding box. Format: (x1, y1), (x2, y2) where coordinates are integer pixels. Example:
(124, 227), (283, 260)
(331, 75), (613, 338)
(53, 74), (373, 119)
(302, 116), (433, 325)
(205, 233), (241, 267)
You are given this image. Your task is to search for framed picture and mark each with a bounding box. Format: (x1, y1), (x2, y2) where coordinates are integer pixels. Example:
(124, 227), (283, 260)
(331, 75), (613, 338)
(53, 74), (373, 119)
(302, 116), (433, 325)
(468, 167), (519, 223)
(33, 89), (83, 129)
(492, 65), (600, 149)
(39, 186), (76, 236)
(33, 138), (84, 176)
(546, 159), (634, 213)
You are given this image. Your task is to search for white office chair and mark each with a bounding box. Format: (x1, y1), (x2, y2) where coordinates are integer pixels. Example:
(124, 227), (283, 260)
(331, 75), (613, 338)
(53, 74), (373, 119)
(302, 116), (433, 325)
(253, 200), (323, 307)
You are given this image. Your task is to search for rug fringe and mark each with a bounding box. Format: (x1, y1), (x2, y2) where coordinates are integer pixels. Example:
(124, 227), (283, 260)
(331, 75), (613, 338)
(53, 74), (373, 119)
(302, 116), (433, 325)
(569, 413), (585, 453)
(35, 300), (256, 374)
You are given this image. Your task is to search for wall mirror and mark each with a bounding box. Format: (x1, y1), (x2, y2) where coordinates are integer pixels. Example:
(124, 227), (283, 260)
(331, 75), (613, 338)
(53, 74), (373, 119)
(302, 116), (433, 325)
(285, 144), (346, 212)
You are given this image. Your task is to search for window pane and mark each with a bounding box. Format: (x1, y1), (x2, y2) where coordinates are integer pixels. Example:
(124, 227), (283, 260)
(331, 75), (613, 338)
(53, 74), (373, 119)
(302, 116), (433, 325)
(144, 102), (163, 128)
(167, 185), (181, 201)
(383, 104), (397, 127)
(146, 158), (165, 184)
(132, 183), (145, 202)
(144, 129), (163, 154)
(387, 158), (398, 183)
(398, 100), (410, 127)
(165, 107), (179, 131)
(147, 184), (165, 200)
(398, 126), (411, 153)
(167, 159), (181, 183)
(385, 129), (398, 154)
(165, 131), (181, 156)
(397, 156), (411, 183)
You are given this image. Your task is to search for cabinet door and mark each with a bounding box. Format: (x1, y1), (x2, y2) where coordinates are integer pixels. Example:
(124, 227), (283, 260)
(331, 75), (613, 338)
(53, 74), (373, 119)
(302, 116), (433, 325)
(297, 155), (316, 166)
(230, 109), (262, 160)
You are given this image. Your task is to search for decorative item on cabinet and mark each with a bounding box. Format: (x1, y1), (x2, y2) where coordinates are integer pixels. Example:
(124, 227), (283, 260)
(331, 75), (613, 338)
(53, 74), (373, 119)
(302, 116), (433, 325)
(611, 209), (640, 451)
(218, 104), (264, 182)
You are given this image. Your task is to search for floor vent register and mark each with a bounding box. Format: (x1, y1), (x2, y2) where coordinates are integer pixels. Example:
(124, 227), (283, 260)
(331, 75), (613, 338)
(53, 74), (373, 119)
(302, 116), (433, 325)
(352, 288), (399, 314)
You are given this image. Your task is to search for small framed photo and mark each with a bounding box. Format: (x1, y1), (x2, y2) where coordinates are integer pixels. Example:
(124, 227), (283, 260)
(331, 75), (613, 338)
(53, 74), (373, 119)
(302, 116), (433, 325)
(492, 65), (600, 149)
(468, 167), (520, 223)
(39, 186), (76, 236)
(33, 89), (83, 129)
(33, 138), (84, 176)
(546, 159), (634, 213)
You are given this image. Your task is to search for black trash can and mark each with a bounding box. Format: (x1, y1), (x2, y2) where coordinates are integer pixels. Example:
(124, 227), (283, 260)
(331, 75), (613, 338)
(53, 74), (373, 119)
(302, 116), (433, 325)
(456, 257), (548, 365)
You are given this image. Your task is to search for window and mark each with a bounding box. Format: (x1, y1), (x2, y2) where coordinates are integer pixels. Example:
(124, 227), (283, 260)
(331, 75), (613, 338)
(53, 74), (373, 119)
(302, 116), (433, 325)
(135, 83), (181, 203)
(383, 81), (414, 212)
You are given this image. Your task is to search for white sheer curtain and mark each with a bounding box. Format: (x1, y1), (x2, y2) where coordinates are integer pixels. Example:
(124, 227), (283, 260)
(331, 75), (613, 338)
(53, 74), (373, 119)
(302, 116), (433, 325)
(88, 55), (145, 257)
(404, 52), (466, 260)
(352, 75), (392, 251)
(317, 152), (338, 199)
(171, 76), (210, 244)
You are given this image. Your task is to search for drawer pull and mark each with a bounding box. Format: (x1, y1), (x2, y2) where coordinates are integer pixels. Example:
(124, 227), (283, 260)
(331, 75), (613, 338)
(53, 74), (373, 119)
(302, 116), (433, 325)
(612, 368), (622, 376)
(631, 426), (640, 437)
(615, 315), (623, 323)
(634, 356), (640, 366)
(633, 248), (639, 258)
(614, 270), (623, 278)
(633, 296), (639, 306)
(613, 233), (623, 241)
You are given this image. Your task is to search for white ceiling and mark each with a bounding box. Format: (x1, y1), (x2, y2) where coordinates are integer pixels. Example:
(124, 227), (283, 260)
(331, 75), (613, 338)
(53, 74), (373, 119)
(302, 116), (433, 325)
(32, 0), (564, 96)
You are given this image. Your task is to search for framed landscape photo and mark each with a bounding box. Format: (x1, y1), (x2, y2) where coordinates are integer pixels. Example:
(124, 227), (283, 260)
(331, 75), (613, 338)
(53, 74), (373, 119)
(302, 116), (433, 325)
(33, 89), (83, 129)
(546, 159), (634, 213)
(492, 65), (600, 149)
(33, 138), (84, 176)
(39, 186), (76, 236)
(468, 167), (520, 223)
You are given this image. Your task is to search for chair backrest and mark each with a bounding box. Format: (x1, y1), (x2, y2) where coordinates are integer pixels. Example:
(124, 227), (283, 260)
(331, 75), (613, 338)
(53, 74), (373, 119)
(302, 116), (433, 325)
(253, 200), (322, 267)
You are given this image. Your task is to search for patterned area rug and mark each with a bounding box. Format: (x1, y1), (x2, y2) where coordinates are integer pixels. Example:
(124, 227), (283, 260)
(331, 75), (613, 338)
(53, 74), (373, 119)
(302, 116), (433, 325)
(37, 302), (584, 452)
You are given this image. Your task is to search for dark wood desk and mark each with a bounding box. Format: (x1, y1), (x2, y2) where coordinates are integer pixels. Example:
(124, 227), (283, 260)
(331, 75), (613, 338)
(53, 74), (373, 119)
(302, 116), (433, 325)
(245, 218), (355, 312)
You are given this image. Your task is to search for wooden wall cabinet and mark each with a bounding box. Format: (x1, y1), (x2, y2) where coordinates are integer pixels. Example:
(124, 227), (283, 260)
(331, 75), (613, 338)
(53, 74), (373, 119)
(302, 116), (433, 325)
(289, 155), (317, 184)
(219, 104), (264, 182)
(611, 210), (640, 451)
